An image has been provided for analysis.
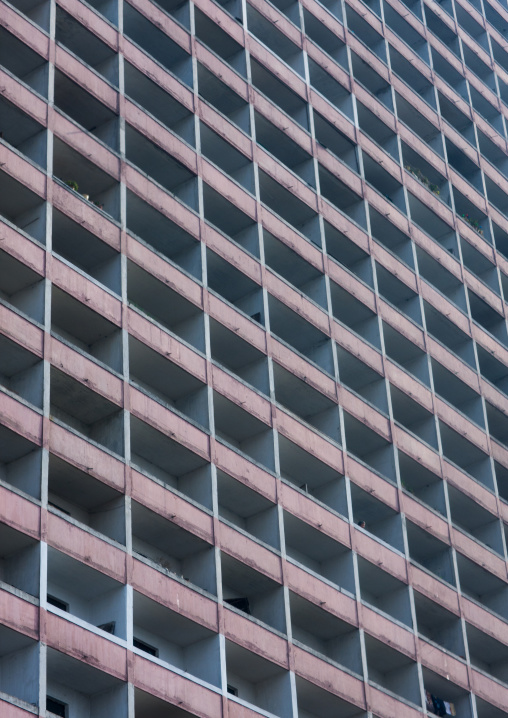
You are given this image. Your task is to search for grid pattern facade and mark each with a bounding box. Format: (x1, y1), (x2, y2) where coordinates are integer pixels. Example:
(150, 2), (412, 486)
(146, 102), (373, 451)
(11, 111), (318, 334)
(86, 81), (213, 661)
(3, 0), (508, 714)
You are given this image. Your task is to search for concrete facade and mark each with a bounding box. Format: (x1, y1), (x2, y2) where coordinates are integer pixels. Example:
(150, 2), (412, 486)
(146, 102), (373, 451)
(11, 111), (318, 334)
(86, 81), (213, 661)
(2, 0), (508, 714)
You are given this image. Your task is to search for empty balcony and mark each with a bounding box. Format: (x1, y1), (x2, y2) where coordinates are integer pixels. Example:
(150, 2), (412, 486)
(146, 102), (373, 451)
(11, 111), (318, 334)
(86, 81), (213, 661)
(133, 591), (220, 685)
(247, 4), (304, 76)
(55, 8), (118, 86)
(344, 412), (396, 482)
(395, 93), (444, 157)
(217, 469), (280, 549)
(8, 0), (50, 29)
(450, 481), (504, 555)
(350, 482), (404, 552)
(345, 6), (386, 62)
(259, 169), (320, 243)
(127, 261), (205, 352)
(439, 93), (476, 146)
(406, 521), (456, 584)
(365, 634), (420, 704)
(467, 622), (508, 684)
(269, 0), (300, 25)
(407, 193), (457, 252)
(125, 125), (198, 211)
(54, 70), (119, 151)
(155, 0), (191, 27)
(416, 245), (466, 310)
(469, 290), (508, 346)
(251, 58), (308, 130)
(129, 336), (208, 430)
(255, 112), (316, 188)
(213, 391), (274, 470)
(289, 591), (362, 675)
(496, 461), (508, 503)
(439, 420), (493, 489)
(135, 690), (201, 718)
(123, 4), (192, 87)
(363, 154), (406, 213)
(51, 287), (123, 372)
(126, 190), (201, 279)
(0, 423), (41, 498)
(283, 511), (355, 593)
(47, 546), (127, 637)
(477, 344), (508, 395)
(423, 667), (473, 718)
(263, 230), (327, 305)
(369, 207), (414, 267)
(324, 221), (373, 286)
(273, 362), (341, 442)
(46, 648), (127, 718)
(268, 294), (334, 374)
(53, 138), (120, 220)
(426, 8), (460, 57)
(388, 43), (431, 92)
(225, 640), (292, 717)
(0, 95), (47, 169)
(201, 123), (254, 193)
(130, 415), (212, 509)
(308, 59), (354, 120)
(456, 552), (508, 619)
(478, 129), (508, 179)
(432, 359), (485, 426)
(398, 451), (446, 515)
(382, 322), (431, 387)
(295, 676), (366, 718)
(124, 62), (195, 146)
(475, 696), (508, 718)
(357, 101), (399, 160)
(0, 170), (46, 245)
(50, 367), (124, 455)
(203, 183), (258, 256)
(52, 209), (121, 294)
(330, 284), (381, 349)
(319, 166), (366, 229)
(431, 48), (468, 101)
(278, 434), (348, 514)
(206, 249), (263, 324)
(198, 64), (250, 133)
(486, 401), (508, 449)
(337, 347), (388, 413)
(0, 333), (43, 409)
(0, 626), (39, 708)
(314, 112), (358, 173)
(48, 453), (125, 544)
(0, 522), (40, 597)
(0, 26), (49, 97)
(131, 500), (216, 594)
(195, 7), (246, 76)
(303, 9), (348, 68)
(351, 53), (393, 112)
(462, 239), (500, 295)
(221, 553), (286, 633)
(0, 251), (45, 324)
(414, 591), (465, 658)
(209, 318), (269, 395)
(376, 264), (422, 325)
(470, 86), (504, 135)
(424, 301), (476, 368)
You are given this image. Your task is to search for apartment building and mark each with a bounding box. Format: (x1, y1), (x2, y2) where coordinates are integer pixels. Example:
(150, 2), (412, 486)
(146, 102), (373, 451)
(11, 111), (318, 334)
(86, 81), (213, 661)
(2, 0), (508, 713)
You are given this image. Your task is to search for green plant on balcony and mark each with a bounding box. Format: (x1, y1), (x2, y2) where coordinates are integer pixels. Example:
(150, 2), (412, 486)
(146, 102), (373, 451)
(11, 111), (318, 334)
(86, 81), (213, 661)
(460, 212), (484, 236)
(64, 179), (79, 192)
(404, 164), (440, 196)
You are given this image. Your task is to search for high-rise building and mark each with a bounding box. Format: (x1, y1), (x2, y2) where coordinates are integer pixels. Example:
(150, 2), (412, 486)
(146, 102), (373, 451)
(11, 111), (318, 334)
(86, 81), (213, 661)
(3, 0), (508, 714)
